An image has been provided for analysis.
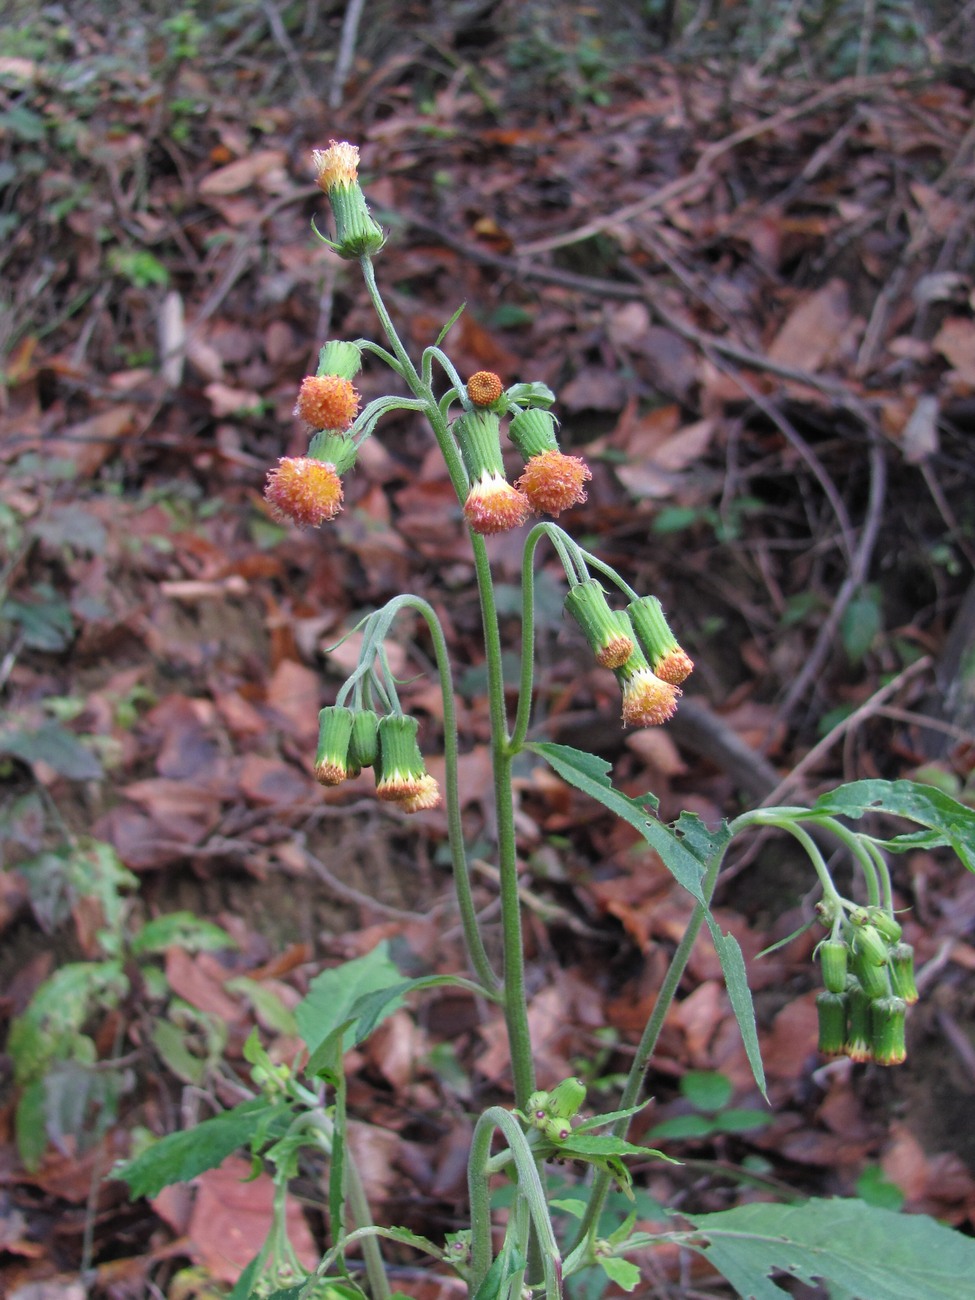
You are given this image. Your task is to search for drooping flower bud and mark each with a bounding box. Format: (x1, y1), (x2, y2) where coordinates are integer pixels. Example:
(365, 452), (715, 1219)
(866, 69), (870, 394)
(317, 340), (363, 381)
(818, 939), (849, 995)
(508, 407), (560, 458)
(312, 140), (385, 259)
(314, 706), (355, 785)
(627, 597), (694, 686)
(264, 456), (344, 527)
(294, 374), (360, 431)
(564, 580), (634, 669)
(888, 942), (918, 1005)
(347, 709), (380, 771)
(614, 644), (681, 728)
(844, 978), (874, 1063)
(869, 995), (907, 1066)
(375, 714), (428, 801)
(455, 409), (530, 535)
(865, 907), (902, 944)
(816, 990), (849, 1058)
(467, 371), (503, 407)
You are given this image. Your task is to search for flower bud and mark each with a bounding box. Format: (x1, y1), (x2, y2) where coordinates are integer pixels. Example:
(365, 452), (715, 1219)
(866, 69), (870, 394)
(314, 705), (355, 785)
(844, 978), (874, 1063)
(376, 714), (428, 801)
(347, 709), (380, 770)
(467, 371), (504, 407)
(816, 990), (849, 1057)
(853, 924), (890, 971)
(508, 408), (560, 458)
(865, 907), (902, 944)
(317, 340), (363, 381)
(548, 1076), (586, 1120)
(818, 939), (849, 995)
(852, 942), (890, 1002)
(312, 140), (385, 259)
(455, 410), (530, 535)
(869, 995), (907, 1066)
(888, 942), (918, 1005)
(627, 597), (694, 686)
(526, 1090), (551, 1122)
(565, 580), (635, 669)
(537, 1115), (571, 1144)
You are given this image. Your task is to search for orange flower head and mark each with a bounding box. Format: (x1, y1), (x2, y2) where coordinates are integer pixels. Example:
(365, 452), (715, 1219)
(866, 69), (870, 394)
(595, 632), (635, 671)
(619, 667), (680, 728)
(463, 473), (531, 535)
(467, 371), (503, 407)
(396, 773), (442, 814)
(294, 374), (360, 431)
(264, 456), (343, 527)
(312, 140), (360, 192)
(516, 450), (591, 517)
(654, 647), (695, 686)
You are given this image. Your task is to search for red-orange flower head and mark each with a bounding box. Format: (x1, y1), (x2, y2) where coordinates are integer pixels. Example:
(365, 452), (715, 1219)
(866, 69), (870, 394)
(464, 473), (531, 535)
(654, 648), (695, 686)
(264, 456), (343, 527)
(615, 653), (681, 728)
(294, 374), (360, 432)
(467, 371), (503, 407)
(516, 450), (591, 517)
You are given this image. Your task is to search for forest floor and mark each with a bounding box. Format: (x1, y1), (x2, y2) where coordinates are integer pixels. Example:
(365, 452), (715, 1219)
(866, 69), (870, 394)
(1, 2), (975, 1297)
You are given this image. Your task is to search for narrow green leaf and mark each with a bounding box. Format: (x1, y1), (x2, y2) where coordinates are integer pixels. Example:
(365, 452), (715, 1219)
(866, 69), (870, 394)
(705, 921), (767, 1099)
(684, 1197), (975, 1299)
(810, 779), (975, 872)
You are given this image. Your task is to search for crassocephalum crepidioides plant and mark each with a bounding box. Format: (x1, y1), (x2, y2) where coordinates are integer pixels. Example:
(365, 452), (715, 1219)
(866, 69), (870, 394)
(114, 140), (975, 1300)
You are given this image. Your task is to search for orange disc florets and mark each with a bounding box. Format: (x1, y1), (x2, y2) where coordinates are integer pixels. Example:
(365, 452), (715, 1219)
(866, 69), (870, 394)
(463, 473), (531, 535)
(467, 371), (504, 407)
(621, 668), (680, 728)
(264, 457), (344, 527)
(654, 648), (695, 686)
(294, 374), (360, 432)
(596, 633), (636, 671)
(396, 773), (442, 813)
(516, 450), (591, 516)
(312, 140), (359, 192)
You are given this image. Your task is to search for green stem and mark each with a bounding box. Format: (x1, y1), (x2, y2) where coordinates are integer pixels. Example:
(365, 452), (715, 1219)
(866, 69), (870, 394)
(346, 1152), (392, 1300)
(361, 253), (535, 1108)
(570, 842), (727, 1257)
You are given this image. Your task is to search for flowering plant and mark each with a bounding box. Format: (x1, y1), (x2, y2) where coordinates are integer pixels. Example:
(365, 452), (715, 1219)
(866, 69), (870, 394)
(117, 141), (975, 1300)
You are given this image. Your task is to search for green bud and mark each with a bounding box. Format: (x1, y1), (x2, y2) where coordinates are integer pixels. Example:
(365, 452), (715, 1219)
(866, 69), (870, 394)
(317, 340), (362, 381)
(548, 1076), (587, 1120)
(538, 1115), (571, 1144)
(508, 407), (560, 459)
(565, 580), (635, 670)
(346, 709), (380, 771)
(869, 995), (907, 1066)
(853, 923), (890, 970)
(818, 939), (849, 995)
(865, 907), (902, 944)
(455, 408), (506, 484)
(375, 714), (428, 801)
(888, 942), (918, 1005)
(314, 705), (355, 786)
(852, 945), (890, 1001)
(505, 381), (556, 410)
(526, 1090), (551, 1122)
(308, 430), (358, 474)
(816, 990), (849, 1057)
(844, 978), (874, 1063)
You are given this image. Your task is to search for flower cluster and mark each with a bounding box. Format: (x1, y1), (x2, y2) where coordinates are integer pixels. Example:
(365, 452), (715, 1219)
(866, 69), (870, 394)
(263, 343), (363, 529)
(564, 581), (692, 729)
(815, 906), (917, 1066)
(455, 389), (591, 535)
(314, 706), (441, 814)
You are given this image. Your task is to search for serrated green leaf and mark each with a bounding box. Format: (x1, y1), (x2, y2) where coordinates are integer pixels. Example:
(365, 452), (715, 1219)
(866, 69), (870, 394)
(113, 1098), (285, 1198)
(810, 779), (975, 872)
(295, 941), (403, 1059)
(527, 743), (706, 901)
(684, 1197), (975, 1299)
